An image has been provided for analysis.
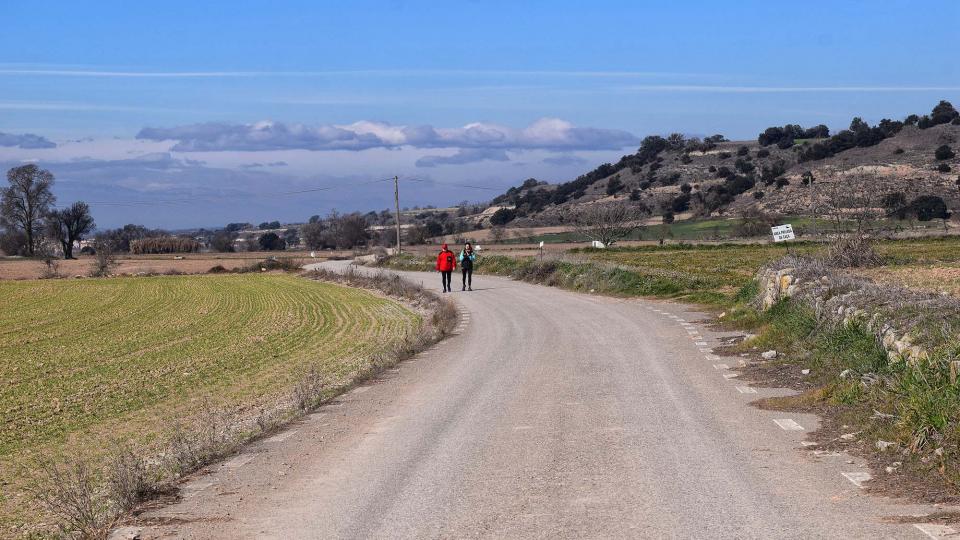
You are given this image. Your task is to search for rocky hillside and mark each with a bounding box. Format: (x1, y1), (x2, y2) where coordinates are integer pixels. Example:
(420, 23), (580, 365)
(490, 100), (960, 226)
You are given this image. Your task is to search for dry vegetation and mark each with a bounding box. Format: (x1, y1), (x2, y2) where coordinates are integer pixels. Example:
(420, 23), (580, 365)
(0, 272), (426, 536)
(0, 251), (348, 280)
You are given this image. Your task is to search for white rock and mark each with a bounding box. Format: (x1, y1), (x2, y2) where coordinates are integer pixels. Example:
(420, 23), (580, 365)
(761, 350), (778, 360)
(107, 527), (142, 540)
(876, 440), (896, 451)
(840, 432), (858, 441)
(839, 369), (853, 379)
(801, 369), (811, 375)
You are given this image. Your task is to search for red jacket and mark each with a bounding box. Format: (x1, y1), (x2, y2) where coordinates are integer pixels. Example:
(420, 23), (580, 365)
(436, 249), (457, 272)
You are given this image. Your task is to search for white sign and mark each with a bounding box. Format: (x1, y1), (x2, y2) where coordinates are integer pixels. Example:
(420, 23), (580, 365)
(539, 241), (545, 248)
(771, 224), (795, 243)
(591, 240), (607, 249)
(310, 251), (316, 258)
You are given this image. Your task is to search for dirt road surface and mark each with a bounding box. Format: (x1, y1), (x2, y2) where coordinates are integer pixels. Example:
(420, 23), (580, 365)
(132, 261), (953, 539)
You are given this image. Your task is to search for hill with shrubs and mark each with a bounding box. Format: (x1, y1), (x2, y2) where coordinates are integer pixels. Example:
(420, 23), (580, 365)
(488, 100), (960, 228)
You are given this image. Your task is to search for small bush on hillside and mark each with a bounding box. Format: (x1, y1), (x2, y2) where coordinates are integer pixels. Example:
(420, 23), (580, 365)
(935, 145), (956, 160)
(756, 149), (770, 158)
(734, 158), (755, 174)
(908, 195), (949, 221)
(606, 175), (624, 196)
(718, 151), (732, 160)
(937, 163), (952, 173)
(671, 194), (691, 213)
(489, 207), (516, 226)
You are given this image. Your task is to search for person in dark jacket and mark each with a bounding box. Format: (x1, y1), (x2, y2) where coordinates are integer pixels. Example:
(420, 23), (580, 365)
(458, 242), (476, 291)
(435, 243), (456, 292)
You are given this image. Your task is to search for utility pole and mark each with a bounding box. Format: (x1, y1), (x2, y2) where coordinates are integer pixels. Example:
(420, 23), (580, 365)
(394, 175), (402, 254)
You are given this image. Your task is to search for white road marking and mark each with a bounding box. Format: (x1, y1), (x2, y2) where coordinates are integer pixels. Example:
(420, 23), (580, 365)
(695, 341), (709, 346)
(735, 386), (757, 394)
(706, 354), (721, 361)
(841, 471), (872, 488)
(713, 363), (729, 369)
(773, 419), (805, 431)
(224, 454), (254, 469)
(676, 318), (686, 322)
(914, 523), (959, 539)
(699, 348), (713, 353)
(266, 429), (299, 443)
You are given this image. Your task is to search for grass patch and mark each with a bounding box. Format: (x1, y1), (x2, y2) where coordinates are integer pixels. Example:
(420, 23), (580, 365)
(0, 273), (421, 534)
(742, 294), (960, 498)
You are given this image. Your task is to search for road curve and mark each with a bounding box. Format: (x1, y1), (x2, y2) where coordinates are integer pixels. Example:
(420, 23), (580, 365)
(136, 261), (942, 539)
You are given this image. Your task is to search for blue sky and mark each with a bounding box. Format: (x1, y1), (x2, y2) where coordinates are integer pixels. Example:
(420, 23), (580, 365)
(0, 0), (957, 228)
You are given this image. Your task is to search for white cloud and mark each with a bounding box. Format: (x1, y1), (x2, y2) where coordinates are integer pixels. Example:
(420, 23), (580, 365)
(136, 118), (640, 152)
(0, 131), (56, 149)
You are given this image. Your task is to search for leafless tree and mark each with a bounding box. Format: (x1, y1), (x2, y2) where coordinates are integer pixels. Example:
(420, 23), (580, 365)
(90, 240), (118, 277)
(489, 226), (506, 244)
(571, 203), (647, 247)
(1, 164), (56, 256)
(46, 201), (95, 259)
(819, 170), (887, 267)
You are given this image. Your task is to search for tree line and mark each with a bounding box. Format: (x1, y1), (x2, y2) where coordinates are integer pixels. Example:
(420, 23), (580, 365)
(0, 165), (95, 258)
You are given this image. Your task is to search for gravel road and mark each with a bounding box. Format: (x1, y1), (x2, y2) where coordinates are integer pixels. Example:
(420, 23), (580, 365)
(132, 261), (950, 539)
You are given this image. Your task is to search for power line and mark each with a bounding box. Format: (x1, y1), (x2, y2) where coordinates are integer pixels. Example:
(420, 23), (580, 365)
(404, 177), (501, 191)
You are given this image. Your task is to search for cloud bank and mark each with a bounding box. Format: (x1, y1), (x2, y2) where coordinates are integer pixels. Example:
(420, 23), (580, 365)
(136, 118), (639, 152)
(0, 131), (56, 149)
(415, 148), (510, 167)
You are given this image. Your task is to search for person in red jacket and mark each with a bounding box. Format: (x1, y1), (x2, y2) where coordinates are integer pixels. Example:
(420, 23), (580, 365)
(435, 243), (457, 292)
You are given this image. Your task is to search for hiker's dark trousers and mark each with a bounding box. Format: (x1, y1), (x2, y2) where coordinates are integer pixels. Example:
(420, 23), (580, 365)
(462, 268), (472, 288)
(441, 271), (452, 291)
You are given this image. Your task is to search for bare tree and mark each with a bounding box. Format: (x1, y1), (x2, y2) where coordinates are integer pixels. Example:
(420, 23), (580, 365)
(89, 240), (118, 277)
(819, 170), (887, 267)
(46, 201), (95, 259)
(1, 164), (56, 256)
(571, 203), (647, 247)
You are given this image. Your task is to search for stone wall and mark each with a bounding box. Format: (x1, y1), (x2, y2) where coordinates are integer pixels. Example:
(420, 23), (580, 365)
(754, 256), (951, 365)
